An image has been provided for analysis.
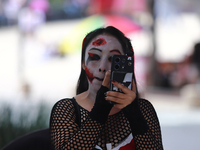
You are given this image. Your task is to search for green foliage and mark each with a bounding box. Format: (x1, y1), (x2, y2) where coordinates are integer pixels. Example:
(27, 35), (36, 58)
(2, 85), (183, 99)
(0, 102), (51, 149)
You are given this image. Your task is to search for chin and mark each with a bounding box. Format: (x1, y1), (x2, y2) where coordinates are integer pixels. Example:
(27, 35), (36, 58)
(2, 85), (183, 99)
(91, 83), (102, 92)
(95, 84), (102, 91)
(88, 79), (103, 92)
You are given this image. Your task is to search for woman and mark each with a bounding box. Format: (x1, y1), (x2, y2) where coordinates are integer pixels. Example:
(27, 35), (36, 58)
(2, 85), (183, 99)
(50, 26), (163, 150)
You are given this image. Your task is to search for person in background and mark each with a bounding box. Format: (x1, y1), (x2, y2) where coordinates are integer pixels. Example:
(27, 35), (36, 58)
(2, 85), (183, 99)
(50, 26), (163, 150)
(180, 42), (200, 107)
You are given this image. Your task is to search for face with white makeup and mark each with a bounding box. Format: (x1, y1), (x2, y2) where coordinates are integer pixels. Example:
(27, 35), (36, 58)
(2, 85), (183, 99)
(76, 26), (136, 95)
(82, 34), (124, 92)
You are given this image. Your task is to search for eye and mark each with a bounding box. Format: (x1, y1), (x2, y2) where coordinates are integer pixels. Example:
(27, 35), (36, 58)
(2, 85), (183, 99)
(108, 56), (112, 62)
(88, 52), (100, 61)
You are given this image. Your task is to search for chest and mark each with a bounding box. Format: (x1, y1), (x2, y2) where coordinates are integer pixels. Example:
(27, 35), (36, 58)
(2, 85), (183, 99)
(79, 107), (132, 149)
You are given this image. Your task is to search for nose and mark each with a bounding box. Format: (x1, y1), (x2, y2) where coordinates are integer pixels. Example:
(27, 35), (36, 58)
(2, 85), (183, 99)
(98, 60), (107, 73)
(99, 68), (106, 72)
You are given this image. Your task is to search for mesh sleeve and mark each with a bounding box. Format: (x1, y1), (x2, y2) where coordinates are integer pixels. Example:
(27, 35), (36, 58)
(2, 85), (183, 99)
(123, 99), (163, 150)
(50, 99), (103, 150)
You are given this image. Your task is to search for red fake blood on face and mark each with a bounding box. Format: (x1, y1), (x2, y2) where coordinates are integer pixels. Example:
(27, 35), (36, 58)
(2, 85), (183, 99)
(85, 66), (94, 83)
(92, 38), (107, 46)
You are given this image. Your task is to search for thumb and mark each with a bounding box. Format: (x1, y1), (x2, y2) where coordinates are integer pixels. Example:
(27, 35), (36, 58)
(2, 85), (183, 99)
(102, 70), (111, 88)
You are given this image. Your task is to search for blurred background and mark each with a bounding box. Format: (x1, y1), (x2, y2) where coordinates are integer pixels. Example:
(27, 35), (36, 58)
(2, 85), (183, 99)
(0, 0), (200, 149)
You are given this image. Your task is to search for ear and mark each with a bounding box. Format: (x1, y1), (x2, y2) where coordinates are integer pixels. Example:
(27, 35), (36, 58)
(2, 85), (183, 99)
(82, 62), (86, 70)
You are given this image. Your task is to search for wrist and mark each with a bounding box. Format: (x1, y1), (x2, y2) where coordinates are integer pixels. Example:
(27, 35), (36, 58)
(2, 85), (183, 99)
(89, 85), (113, 124)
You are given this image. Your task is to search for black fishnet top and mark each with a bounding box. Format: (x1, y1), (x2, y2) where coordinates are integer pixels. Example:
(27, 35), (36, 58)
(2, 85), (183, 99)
(50, 97), (163, 150)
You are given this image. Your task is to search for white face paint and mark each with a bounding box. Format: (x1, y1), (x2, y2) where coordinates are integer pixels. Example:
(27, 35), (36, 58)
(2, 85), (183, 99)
(83, 34), (124, 91)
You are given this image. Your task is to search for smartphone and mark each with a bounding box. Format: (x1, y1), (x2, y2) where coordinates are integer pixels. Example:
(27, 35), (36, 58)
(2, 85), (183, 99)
(110, 55), (133, 93)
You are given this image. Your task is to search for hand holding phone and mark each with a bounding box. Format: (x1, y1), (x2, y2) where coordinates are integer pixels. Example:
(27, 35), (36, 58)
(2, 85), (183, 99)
(108, 55), (134, 105)
(110, 55), (134, 93)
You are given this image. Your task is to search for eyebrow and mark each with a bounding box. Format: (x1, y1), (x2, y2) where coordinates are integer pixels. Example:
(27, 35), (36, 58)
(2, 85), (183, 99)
(110, 49), (122, 54)
(89, 48), (102, 52)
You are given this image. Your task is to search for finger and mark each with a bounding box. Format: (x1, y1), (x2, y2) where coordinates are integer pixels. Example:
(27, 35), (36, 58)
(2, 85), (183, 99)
(111, 80), (131, 94)
(113, 103), (126, 110)
(105, 96), (121, 103)
(106, 94), (132, 108)
(102, 70), (111, 88)
(106, 91), (125, 99)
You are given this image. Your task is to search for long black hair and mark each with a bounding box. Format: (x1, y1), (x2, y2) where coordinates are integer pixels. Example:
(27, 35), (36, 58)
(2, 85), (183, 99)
(76, 26), (138, 95)
(192, 42), (200, 71)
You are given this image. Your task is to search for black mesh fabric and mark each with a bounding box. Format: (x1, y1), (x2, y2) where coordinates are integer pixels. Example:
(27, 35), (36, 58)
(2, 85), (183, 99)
(50, 98), (163, 150)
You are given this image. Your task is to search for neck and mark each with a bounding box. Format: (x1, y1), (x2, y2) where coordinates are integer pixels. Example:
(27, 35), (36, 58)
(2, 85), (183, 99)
(76, 86), (121, 115)
(85, 86), (121, 115)
(85, 85), (98, 103)
(75, 86), (98, 111)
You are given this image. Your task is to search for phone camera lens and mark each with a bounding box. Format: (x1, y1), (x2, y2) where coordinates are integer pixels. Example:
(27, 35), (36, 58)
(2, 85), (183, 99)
(114, 64), (120, 70)
(122, 58), (126, 63)
(115, 57), (120, 63)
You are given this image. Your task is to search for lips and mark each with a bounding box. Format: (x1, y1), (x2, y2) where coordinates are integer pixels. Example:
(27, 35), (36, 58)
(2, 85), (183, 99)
(85, 66), (105, 83)
(95, 77), (103, 81)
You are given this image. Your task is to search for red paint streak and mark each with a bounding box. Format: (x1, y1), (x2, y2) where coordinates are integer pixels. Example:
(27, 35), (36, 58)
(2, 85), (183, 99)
(132, 55), (135, 71)
(119, 139), (135, 150)
(131, 47), (134, 51)
(85, 66), (94, 83)
(88, 52), (100, 61)
(92, 38), (107, 46)
(88, 52), (94, 57)
(109, 49), (122, 55)
(82, 37), (86, 48)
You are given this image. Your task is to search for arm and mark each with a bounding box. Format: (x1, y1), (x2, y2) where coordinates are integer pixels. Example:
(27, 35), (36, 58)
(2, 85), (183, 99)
(104, 71), (163, 149)
(123, 98), (163, 150)
(50, 99), (103, 150)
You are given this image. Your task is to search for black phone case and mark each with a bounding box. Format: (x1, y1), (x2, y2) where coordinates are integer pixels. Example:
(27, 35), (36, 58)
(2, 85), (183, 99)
(110, 55), (133, 92)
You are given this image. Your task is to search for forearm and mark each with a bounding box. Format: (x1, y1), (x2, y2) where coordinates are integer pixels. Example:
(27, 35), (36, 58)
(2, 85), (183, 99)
(122, 99), (163, 150)
(122, 98), (148, 135)
(89, 85), (113, 124)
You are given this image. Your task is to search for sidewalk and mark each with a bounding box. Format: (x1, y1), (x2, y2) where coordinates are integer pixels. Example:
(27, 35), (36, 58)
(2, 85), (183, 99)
(145, 89), (200, 150)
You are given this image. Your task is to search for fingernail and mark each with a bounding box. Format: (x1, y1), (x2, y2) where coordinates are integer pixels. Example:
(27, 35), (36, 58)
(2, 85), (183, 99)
(112, 80), (116, 83)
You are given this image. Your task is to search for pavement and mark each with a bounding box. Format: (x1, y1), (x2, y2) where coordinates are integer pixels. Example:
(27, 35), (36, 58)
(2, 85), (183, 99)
(0, 20), (200, 150)
(145, 89), (200, 150)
